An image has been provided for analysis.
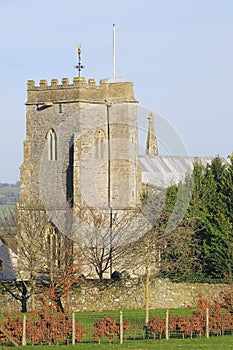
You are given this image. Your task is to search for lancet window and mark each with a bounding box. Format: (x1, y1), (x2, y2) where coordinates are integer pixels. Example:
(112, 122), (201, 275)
(46, 128), (57, 161)
(95, 129), (106, 159)
(46, 225), (60, 266)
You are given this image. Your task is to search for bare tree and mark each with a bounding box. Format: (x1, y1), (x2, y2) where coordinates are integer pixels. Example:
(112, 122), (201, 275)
(0, 204), (49, 311)
(0, 204), (81, 313)
(38, 234), (81, 314)
(18, 205), (50, 310)
(73, 204), (152, 279)
(72, 185), (168, 279)
(124, 182), (201, 279)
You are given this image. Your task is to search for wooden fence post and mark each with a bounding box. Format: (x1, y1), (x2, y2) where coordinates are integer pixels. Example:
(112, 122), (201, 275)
(145, 263), (149, 325)
(120, 311), (123, 344)
(165, 309), (169, 340)
(206, 308), (209, 338)
(0, 327), (19, 347)
(72, 312), (75, 345)
(22, 314), (26, 346)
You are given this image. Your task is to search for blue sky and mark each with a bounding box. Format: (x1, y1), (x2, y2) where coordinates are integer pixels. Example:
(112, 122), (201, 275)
(0, 0), (233, 182)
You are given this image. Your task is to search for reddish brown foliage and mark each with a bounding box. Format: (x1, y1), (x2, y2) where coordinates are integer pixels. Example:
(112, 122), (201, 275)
(0, 312), (86, 344)
(26, 313), (86, 343)
(219, 290), (233, 312)
(94, 316), (130, 342)
(147, 293), (233, 338)
(147, 317), (165, 338)
(2, 315), (22, 342)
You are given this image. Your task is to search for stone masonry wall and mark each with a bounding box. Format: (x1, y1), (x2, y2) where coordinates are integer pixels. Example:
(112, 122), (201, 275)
(0, 279), (231, 313)
(71, 278), (232, 312)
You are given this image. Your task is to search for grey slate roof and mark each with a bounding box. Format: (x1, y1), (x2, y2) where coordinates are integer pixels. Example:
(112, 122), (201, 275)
(138, 155), (229, 188)
(0, 239), (17, 281)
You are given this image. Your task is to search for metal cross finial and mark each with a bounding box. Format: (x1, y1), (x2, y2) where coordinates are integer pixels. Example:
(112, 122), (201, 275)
(74, 44), (85, 77)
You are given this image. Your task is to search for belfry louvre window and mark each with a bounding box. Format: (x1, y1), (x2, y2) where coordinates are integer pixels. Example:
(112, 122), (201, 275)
(95, 129), (106, 159)
(46, 129), (57, 161)
(46, 225), (60, 266)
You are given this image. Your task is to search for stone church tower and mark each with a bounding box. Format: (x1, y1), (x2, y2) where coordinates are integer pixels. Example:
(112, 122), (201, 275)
(20, 76), (142, 249)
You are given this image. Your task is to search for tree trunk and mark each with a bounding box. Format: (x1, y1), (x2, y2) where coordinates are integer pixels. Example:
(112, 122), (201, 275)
(21, 284), (28, 313)
(31, 280), (36, 311)
(66, 290), (72, 314)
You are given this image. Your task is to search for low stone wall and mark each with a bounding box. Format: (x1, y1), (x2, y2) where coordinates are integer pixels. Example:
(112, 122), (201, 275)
(0, 288), (22, 312)
(72, 278), (232, 311)
(0, 278), (231, 313)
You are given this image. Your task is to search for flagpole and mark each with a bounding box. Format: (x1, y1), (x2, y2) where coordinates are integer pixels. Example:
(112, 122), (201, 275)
(113, 24), (116, 78)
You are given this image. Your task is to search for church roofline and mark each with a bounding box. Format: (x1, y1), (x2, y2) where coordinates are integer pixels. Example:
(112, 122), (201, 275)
(139, 154), (229, 188)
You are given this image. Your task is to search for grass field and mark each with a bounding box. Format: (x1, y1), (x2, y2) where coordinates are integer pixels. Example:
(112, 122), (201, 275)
(0, 184), (19, 212)
(0, 307), (197, 323)
(75, 307), (196, 320)
(74, 308), (199, 342)
(1, 308), (232, 348)
(1, 336), (232, 349)
(0, 308), (198, 344)
(0, 186), (19, 195)
(0, 204), (15, 214)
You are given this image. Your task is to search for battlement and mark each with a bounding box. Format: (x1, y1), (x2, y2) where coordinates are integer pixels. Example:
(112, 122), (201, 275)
(26, 77), (137, 104)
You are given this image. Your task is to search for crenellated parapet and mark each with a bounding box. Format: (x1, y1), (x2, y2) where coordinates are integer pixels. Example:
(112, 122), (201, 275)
(26, 77), (137, 105)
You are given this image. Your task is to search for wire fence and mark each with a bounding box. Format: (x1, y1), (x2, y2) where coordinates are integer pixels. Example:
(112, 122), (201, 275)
(0, 308), (233, 346)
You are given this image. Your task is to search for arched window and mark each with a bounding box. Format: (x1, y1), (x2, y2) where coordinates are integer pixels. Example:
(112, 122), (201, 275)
(46, 129), (57, 161)
(46, 225), (60, 266)
(95, 129), (105, 159)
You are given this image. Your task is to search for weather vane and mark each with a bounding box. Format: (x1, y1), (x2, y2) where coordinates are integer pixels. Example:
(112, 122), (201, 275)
(74, 44), (85, 77)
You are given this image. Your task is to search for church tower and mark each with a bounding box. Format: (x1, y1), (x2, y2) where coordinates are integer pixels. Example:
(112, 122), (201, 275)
(20, 76), (141, 226)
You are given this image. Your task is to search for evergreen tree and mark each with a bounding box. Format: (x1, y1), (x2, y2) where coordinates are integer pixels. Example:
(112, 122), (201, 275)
(188, 157), (232, 281)
(161, 157), (233, 282)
